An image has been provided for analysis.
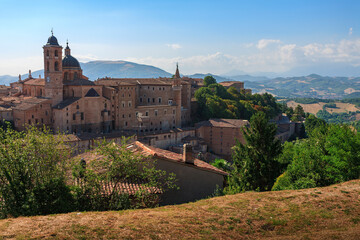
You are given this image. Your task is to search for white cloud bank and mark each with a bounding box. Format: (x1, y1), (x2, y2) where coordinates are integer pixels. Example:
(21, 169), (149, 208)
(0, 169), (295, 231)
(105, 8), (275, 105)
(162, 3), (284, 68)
(166, 43), (181, 50)
(2, 38), (360, 76)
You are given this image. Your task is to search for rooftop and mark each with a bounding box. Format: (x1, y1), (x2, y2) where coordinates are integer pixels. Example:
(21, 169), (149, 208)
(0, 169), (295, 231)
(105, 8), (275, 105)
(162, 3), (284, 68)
(129, 141), (227, 176)
(196, 118), (249, 128)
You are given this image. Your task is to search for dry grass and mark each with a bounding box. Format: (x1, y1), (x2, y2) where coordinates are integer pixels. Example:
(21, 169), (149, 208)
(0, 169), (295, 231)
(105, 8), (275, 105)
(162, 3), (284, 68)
(0, 180), (360, 239)
(287, 101), (359, 115)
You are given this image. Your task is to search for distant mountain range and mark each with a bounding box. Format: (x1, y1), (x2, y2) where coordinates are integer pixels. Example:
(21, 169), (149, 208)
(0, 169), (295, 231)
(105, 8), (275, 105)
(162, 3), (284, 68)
(1, 60), (360, 99)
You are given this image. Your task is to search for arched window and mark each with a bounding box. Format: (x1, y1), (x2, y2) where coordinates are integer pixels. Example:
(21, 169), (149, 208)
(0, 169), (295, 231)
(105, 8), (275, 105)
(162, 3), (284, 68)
(54, 62), (59, 71)
(46, 62), (50, 72)
(64, 72), (68, 81)
(74, 72), (78, 80)
(46, 50), (49, 57)
(55, 50), (58, 57)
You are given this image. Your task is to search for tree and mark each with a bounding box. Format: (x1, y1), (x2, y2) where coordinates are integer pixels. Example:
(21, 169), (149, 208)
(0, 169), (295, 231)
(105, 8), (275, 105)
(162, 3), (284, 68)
(203, 75), (216, 86)
(0, 126), (74, 218)
(292, 105), (305, 121)
(272, 124), (360, 191)
(226, 112), (282, 193)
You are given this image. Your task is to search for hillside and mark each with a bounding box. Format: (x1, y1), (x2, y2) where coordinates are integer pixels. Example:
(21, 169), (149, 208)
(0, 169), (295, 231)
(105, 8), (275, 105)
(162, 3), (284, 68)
(248, 74), (360, 99)
(0, 60), (173, 85)
(287, 100), (360, 115)
(0, 180), (359, 239)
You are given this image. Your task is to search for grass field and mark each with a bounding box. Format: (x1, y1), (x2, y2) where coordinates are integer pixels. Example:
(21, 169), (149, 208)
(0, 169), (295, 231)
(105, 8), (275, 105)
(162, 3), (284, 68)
(0, 180), (359, 239)
(287, 101), (359, 115)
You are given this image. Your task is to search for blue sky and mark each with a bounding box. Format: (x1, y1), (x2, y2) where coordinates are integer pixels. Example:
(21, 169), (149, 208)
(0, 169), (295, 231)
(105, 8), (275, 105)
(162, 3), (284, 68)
(0, 0), (359, 76)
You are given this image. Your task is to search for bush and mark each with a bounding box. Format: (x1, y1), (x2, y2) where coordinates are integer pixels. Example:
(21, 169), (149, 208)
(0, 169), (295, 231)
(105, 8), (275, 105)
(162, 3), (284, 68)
(272, 124), (360, 191)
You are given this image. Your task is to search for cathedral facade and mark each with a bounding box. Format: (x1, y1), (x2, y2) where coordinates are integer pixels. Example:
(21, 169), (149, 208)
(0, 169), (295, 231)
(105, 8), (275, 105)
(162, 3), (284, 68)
(10, 33), (193, 134)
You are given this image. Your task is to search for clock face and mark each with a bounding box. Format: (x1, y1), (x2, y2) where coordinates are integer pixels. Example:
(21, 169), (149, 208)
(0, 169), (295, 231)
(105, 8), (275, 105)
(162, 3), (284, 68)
(46, 76), (50, 82)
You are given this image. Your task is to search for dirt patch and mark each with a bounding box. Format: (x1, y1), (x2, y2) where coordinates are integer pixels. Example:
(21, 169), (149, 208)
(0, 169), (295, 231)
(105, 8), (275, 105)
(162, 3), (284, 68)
(287, 101), (360, 115)
(0, 180), (360, 239)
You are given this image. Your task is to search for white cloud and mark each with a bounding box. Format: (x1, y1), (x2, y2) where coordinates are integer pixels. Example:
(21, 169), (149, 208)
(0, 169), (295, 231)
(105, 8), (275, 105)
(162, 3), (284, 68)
(256, 39), (281, 49)
(166, 43), (181, 50)
(349, 27), (353, 36)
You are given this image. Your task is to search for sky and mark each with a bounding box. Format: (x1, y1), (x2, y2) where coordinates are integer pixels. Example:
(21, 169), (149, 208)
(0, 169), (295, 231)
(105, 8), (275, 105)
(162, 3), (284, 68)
(0, 0), (359, 77)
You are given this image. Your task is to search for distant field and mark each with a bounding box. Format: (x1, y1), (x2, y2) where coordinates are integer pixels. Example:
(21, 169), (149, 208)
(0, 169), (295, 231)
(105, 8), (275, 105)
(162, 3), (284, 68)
(287, 100), (359, 114)
(0, 180), (359, 239)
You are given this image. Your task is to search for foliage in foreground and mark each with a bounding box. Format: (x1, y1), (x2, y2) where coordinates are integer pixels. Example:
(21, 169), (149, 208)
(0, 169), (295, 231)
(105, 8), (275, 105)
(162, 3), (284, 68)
(273, 123), (360, 190)
(0, 127), (177, 218)
(225, 112), (282, 193)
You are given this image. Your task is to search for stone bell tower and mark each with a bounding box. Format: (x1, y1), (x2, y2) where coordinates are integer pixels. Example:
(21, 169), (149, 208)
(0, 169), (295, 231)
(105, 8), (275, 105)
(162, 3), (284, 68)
(172, 63), (182, 128)
(43, 30), (63, 106)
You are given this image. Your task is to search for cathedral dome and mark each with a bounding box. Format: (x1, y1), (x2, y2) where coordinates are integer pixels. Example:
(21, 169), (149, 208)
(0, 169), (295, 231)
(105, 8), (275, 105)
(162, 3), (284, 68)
(62, 55), (80, 68)
(46, 35), (59, 46)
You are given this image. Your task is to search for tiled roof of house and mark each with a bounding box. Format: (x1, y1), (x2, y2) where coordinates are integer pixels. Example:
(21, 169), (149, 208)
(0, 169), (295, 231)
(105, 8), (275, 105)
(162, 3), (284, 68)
(23, 78), (45, 86)
(53, 97), (81, 109)
(130, 141), (228, 176)
(73, 151), (162, 195)
(63, 79), (95, 86)
(97, 78), (172, 86)
(85, 88), (100, 97)
(13, 97), (50, 111)
(196, 118), (249, 128)
(219, 81), (244, 87)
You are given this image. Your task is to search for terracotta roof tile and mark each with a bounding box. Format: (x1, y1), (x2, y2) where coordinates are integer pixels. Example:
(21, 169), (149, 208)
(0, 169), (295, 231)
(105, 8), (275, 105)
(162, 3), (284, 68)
(196, 119), (249, 128)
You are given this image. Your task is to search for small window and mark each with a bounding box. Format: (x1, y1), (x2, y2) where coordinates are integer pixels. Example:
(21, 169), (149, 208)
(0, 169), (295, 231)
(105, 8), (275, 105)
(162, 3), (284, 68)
(73, 114), (76, 120)
(148, 98), (150, 103)
(155, 110), (158, 116)
(140, 97), (142, 103)
(145, 111), (149, 116)
(152, 98), (155, 103)
(158, 97), (162, 103)
(54, 61), (59, 71)
(128, 101), (132, 107)
(77, 105), (79, 109)
(81, 112), (84, 120)
(168, 100), (173, 105)
(46, 50), (49, 57)
(55, 50), (58, 57)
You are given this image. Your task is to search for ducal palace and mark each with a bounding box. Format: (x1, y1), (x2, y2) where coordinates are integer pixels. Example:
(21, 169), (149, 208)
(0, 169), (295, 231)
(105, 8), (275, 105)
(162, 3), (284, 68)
(8, 32), (198, 134)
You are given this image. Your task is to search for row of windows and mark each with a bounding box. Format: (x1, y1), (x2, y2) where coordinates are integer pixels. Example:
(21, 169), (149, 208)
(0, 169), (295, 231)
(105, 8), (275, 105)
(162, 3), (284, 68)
(46, 61), (60, 72)
(140, 86), (167, 91)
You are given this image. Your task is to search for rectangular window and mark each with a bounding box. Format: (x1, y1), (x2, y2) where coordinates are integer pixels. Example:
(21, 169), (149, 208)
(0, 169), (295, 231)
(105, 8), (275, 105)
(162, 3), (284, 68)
(155, 110), (158, 116)
(145, 111), (149, 116)
(128, 101), (132, 107)
(158, 97), (162, 103)
(73, 114), (76, 120)
(81, 112), (84, 120)
(140, 97), (142, 103)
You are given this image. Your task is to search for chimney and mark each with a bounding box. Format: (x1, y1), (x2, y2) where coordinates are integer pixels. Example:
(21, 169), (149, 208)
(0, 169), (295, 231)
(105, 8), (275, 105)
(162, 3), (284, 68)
(183, 144), (194, 164)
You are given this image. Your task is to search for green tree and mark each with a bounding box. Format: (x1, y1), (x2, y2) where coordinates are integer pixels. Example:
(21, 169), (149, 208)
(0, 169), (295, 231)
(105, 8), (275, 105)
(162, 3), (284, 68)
(203, 75), (217, 86)
(226, 112), (282, 193)
(272, 124), (360, 191)
(71, 138), (178, 210)
(0, 127), (74, 218)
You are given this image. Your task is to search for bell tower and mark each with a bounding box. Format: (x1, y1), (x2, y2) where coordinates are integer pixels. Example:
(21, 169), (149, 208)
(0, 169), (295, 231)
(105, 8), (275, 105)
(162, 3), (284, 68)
(43, 30), (63, 106)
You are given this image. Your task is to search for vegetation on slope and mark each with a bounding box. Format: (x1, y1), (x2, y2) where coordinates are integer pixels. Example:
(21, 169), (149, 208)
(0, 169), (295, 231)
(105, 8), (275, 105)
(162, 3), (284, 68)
(194, 76), (281, 122)
(0, 127), (176, 218)
(0, 180), (359, 239)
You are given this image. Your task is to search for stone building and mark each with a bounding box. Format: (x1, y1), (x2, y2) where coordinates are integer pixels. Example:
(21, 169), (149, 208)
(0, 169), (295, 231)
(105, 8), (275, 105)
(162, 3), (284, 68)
(219, 81), (252, 94)
(8, 32), (194, 134)
(195, 119), (249, 158)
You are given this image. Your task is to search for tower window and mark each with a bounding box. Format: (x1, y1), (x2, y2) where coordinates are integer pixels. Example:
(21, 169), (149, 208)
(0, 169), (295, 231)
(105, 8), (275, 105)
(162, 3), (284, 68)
(46, 62), (50, 72)
(54, 62), (59, 71)
(55, 50), (58, 57)
(74, 72), (78, 80)
(46, 50), (49, 57)
(64, 72), (68, 81)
